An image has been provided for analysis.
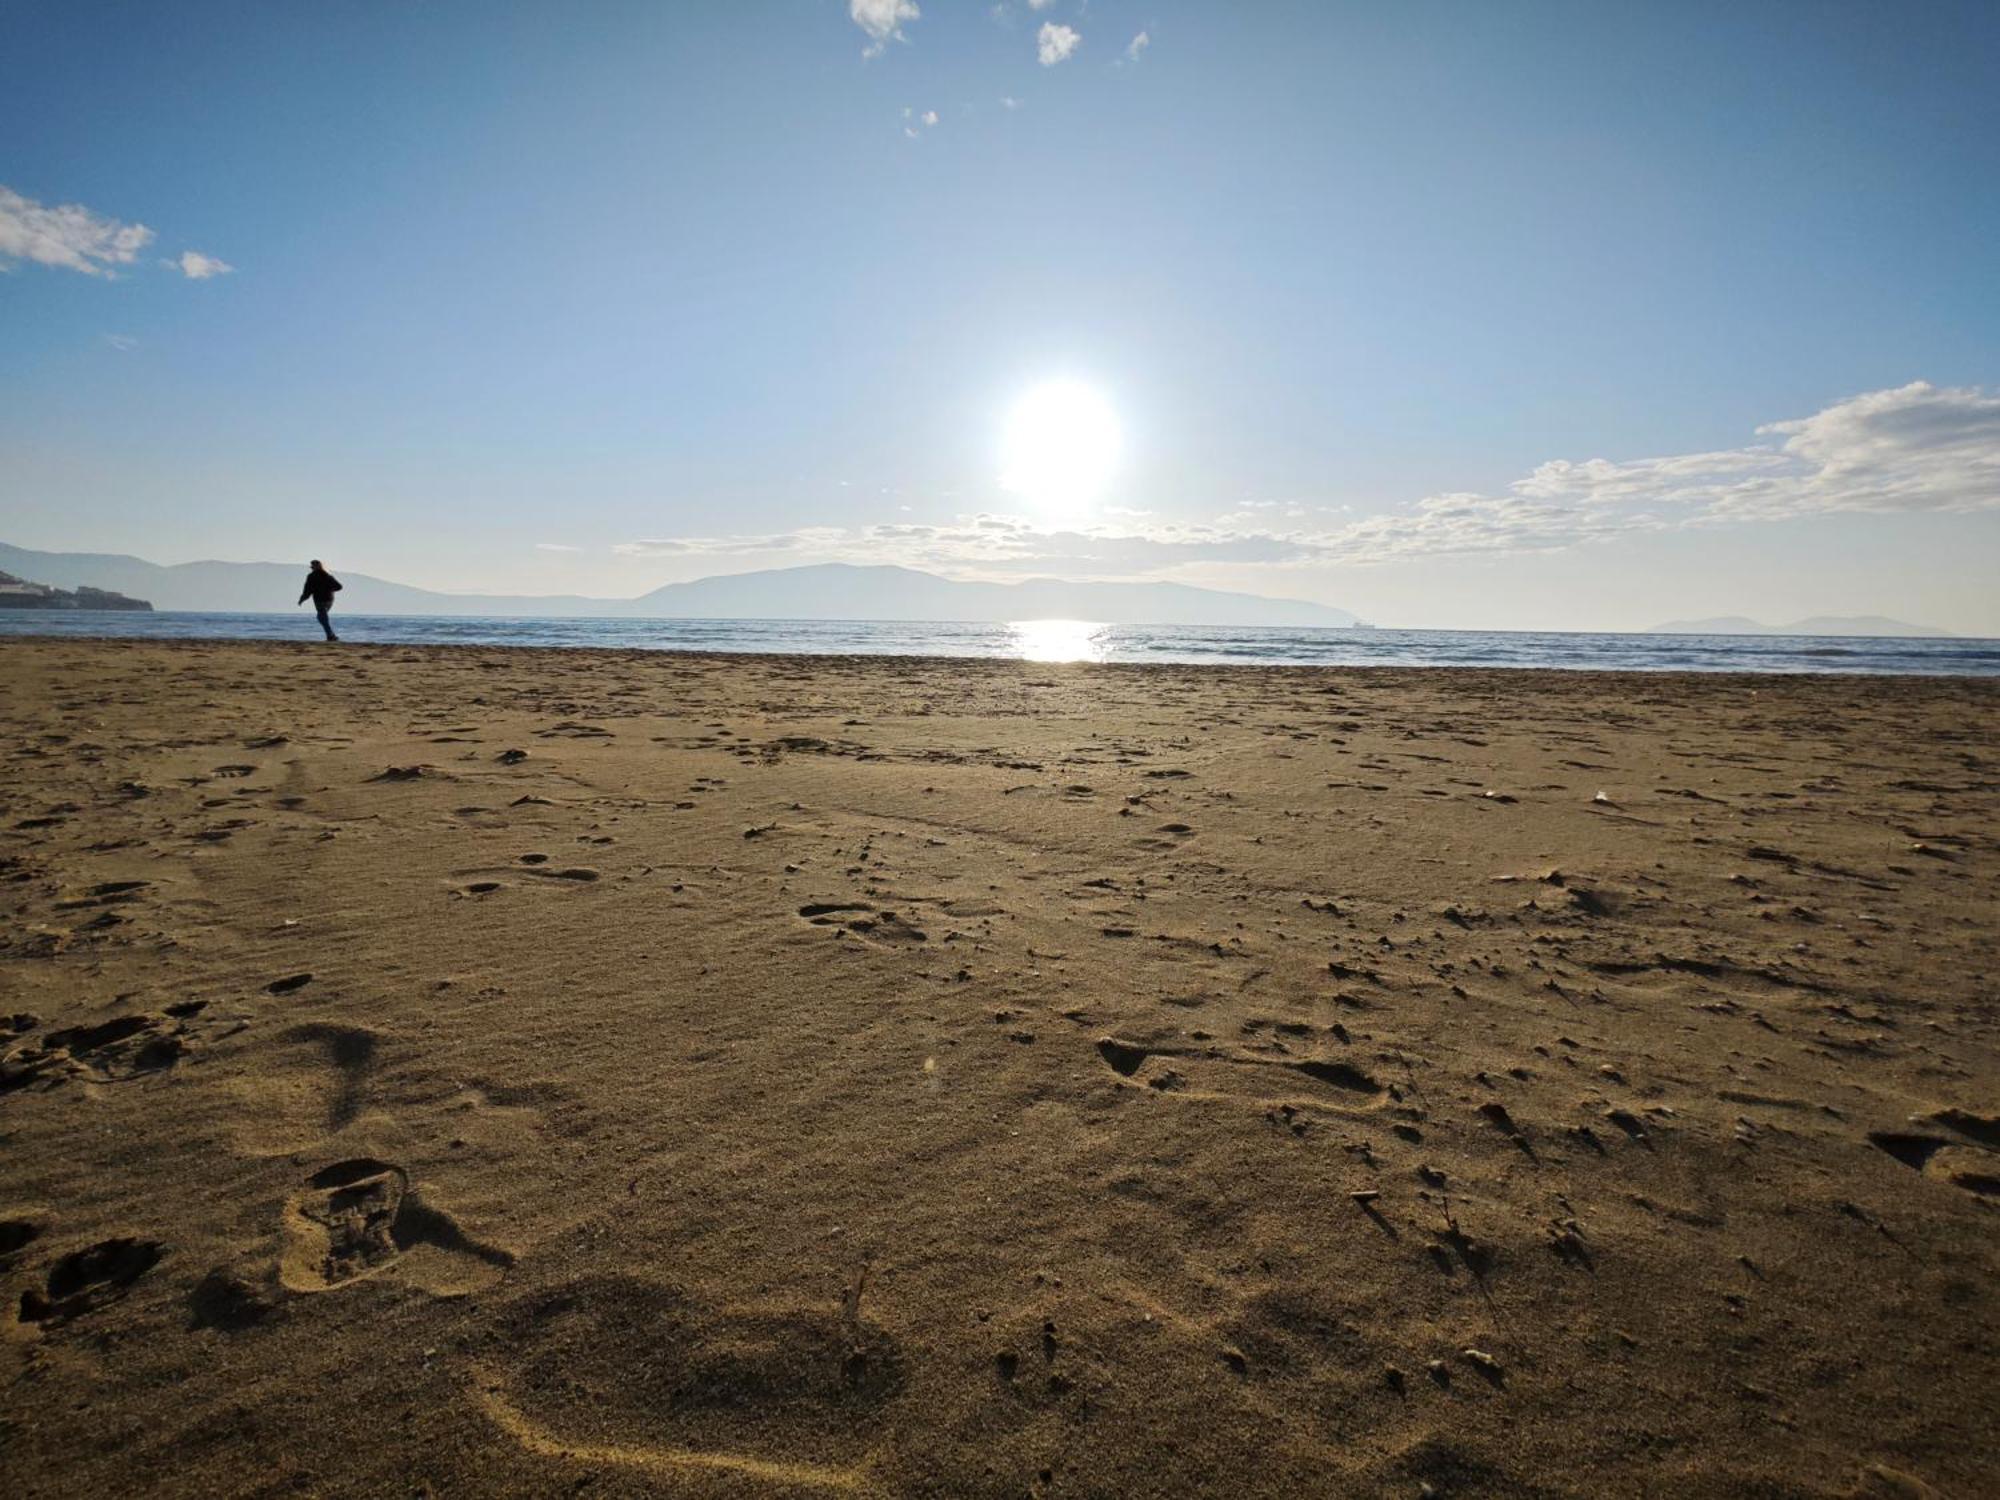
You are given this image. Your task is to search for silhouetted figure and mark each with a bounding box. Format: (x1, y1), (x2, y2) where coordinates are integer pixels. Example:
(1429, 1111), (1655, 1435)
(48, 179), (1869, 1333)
(299, 560), (342, 641)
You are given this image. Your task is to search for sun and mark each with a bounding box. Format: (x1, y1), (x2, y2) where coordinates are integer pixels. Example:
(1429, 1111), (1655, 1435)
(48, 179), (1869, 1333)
(1000, 379), (1121, 518)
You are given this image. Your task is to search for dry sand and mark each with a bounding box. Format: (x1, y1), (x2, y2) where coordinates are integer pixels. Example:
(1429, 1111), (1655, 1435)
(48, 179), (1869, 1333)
(1, 637), (1996, 1498)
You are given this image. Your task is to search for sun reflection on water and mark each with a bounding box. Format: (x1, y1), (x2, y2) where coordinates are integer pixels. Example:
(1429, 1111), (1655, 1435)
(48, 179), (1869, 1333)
(1008, 619), (1108, 663)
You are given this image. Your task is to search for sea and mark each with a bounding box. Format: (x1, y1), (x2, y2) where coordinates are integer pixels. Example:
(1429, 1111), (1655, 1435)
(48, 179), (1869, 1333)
(3, 610), (1996, 675)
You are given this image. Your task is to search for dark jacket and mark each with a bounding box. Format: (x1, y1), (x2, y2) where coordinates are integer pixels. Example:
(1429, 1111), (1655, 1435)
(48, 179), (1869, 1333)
(299, 568), (343, 608)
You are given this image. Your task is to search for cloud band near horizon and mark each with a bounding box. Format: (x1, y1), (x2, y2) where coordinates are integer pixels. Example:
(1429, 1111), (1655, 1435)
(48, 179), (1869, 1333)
(600, 382), (2000, 579)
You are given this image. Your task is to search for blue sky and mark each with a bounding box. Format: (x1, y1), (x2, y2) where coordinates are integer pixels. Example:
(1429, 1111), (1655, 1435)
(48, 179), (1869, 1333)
(3, 0), (1997, 630)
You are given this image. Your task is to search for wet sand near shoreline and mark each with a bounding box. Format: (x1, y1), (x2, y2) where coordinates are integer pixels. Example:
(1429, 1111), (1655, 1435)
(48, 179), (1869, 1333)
(2, 638), (1996, 1498)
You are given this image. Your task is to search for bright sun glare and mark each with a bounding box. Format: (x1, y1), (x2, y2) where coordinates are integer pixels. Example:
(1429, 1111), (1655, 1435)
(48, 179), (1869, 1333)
(1001, 379), (1121, 518)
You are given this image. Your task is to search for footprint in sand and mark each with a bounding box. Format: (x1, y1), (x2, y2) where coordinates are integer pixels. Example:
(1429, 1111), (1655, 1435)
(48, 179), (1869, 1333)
(1093, 1035), (1384, 1106)
(1, 1012), (191, 1092)
(799, 901), (874, 924)
(279, 1158), (512, 1296)
(368, 764), (436, 782)
(478, 1275), (903, 1490)
(54, 878), (151, 910)
(795, 901), (927, 946)
(1868, 1131), (2000, 1198)
(449, 861), (598, 894)
(16, 1236), (165, 1324)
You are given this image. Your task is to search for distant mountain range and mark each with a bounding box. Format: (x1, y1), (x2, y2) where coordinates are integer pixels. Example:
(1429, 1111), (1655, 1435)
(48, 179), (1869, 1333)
(0, 543), (1363, 629)
(1647, 615), (1955, 638)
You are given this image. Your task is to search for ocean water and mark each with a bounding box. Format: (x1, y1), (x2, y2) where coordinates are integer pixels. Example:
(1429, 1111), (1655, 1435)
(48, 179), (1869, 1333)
(2, 610), (1995, 676)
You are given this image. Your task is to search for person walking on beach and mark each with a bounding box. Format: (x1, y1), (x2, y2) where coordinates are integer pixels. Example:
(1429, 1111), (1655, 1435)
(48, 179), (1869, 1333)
(298, 559), (343, 641)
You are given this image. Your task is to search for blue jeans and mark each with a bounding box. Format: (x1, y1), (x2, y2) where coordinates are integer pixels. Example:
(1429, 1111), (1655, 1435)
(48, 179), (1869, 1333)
(315, 605), (337, 640)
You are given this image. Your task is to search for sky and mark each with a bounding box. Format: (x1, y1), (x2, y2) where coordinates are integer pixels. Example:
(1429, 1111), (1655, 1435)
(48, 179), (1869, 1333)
(3, 0), (1998, 632)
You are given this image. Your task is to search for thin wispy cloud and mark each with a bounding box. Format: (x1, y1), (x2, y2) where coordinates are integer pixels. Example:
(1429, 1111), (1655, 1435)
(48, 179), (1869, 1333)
(0, 185), (154, 276)
(169, 249), (234, 280)
(1501, 383), (2000, 524)
(534, 542), (582, 552)
(1037, 22), (1080, 66)
(614, 532), (820, 558)
(609, 384), (2000, 580)
(1123, 31), (1150, 63)
(851, 0), (919, 59)
(103, 333), (139, 352)
(1270, 382), (2000, 565)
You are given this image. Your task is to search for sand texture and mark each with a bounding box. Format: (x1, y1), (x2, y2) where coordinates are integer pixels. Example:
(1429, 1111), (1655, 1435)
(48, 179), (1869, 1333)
(2, 638), (1996, 1498)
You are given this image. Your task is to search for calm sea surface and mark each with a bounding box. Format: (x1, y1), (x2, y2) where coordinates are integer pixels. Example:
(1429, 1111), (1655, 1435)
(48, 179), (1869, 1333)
(3, 611), (1995, 676)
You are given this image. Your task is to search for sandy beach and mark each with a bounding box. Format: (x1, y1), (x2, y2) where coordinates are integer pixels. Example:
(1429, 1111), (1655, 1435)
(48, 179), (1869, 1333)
(1, 637), (1995, 1498)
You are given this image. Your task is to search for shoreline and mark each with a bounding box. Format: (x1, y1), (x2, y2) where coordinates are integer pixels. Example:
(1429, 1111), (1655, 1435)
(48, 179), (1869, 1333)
(2, 610), (1984, 640)
(5, 628), (1999, 683)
